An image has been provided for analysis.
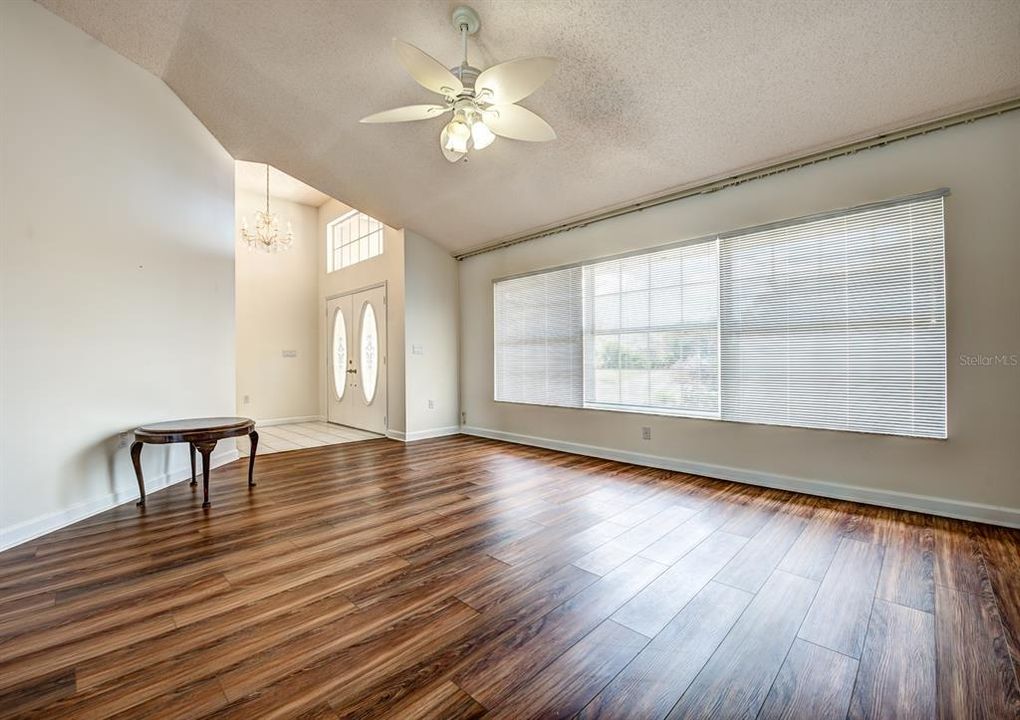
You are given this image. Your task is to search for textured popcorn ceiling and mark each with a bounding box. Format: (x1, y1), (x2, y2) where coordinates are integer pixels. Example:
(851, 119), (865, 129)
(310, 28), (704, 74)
(38, 0), (1020, 253)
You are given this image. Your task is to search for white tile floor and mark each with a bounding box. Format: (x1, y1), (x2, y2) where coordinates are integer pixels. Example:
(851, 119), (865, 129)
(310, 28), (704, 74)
(237, 421), (382, 456)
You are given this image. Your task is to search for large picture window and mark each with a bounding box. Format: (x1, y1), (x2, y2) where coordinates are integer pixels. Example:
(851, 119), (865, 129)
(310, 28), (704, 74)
(493, 191), (947, 439)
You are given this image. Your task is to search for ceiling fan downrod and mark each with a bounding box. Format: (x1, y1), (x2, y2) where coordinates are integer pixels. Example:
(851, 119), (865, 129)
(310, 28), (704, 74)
(452, 6), (481, 88)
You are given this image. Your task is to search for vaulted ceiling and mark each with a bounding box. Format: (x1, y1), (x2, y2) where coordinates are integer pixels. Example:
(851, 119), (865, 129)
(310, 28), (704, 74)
(236, 161), (331, 207)
(38, 0), (1020, 253)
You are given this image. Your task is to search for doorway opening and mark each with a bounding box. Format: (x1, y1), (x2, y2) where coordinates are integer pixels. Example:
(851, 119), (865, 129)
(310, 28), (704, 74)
(234, 161), (385, 457)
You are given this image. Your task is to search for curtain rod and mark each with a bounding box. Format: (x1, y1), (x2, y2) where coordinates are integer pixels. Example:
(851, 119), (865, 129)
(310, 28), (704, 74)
(455, 97), (1019, 261)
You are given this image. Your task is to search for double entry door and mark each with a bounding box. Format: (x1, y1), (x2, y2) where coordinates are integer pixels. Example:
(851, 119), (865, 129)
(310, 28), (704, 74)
(326, 286), (386, 433)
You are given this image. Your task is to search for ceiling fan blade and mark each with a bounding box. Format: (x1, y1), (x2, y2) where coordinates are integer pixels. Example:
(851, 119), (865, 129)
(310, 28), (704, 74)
(360, 104), (451, 123)
(475, 57), (557, 105)
(393, 38), (463, 97)
(483, 104), (556, 142)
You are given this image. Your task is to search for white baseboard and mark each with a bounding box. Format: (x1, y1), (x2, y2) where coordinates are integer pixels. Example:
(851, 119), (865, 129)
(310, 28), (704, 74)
(0, 448), (240, 552)
(405, 426), (461, 442)
(461, 426), (1020, 529)
(255, 415), (323, 427)
(386, 426), (461, 443)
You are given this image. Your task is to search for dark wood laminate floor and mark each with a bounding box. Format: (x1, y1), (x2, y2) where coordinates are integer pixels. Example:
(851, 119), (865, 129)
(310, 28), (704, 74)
(1, 435), (1018, 719)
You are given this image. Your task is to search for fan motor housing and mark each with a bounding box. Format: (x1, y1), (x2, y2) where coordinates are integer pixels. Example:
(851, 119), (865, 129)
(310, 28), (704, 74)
(452, 64), (481, 92)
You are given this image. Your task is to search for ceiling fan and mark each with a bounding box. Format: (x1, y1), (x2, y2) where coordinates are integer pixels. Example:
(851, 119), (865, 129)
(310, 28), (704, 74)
(360, 5), (557, 163)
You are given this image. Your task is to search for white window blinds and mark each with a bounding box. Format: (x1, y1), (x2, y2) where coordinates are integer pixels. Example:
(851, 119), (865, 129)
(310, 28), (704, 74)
(719, 196), (946, 438)
(494, 266), (583, 407)
(492, 191), (946, 440)
(583, 242), (719, 416)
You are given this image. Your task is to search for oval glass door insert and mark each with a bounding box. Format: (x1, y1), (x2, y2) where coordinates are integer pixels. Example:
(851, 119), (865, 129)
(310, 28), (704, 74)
(331, 308), (347, 400)
(360, 302), (379, 404)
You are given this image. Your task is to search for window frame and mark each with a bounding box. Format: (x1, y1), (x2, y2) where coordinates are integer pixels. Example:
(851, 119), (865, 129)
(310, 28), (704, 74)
(581, 241), (722, 419)
(492, 188), (948, 439)
(326, 210), (384, 273)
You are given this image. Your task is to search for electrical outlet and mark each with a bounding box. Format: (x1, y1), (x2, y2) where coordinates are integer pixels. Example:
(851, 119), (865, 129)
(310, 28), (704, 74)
(641, 426), (652, 440)
(282, 350), (297, 358)
(243, 395), (251, 405)
(118, 432), (130, 448)
(427, 399), (435, 410)
(461, 411), (467, 424)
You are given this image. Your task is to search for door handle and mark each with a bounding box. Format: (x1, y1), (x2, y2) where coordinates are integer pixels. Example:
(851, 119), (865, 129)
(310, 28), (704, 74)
(346, 368), (358, 374)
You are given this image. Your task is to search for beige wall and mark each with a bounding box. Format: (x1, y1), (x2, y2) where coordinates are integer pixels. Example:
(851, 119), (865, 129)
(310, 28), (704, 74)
(405, 230), (460, 437)
(315, 204), (460, 439)
(235, 188), (319, 422)
(0, 1), (236, 548)
(317, 199), (406, 434)
(459, 112), (1020, 525)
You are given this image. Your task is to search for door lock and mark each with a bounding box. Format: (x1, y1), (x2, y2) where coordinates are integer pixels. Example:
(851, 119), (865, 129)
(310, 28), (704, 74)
(346, 368), (358, 374)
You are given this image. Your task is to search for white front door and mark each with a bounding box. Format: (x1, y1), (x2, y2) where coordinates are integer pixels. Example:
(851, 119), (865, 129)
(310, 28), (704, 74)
(326, 286), (386, 433)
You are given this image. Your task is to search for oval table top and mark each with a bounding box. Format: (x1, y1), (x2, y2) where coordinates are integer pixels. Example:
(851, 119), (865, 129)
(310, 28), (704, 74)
(134, 417), (255, 443)
(137, 417), (253, 433)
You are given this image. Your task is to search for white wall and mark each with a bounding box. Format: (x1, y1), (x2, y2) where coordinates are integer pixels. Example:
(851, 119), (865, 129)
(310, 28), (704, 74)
(0, 1), (236, 548)
(318, 199), (406, 434)
(235, 188), (319, 422)
(460, 112), (1020, 526)
(405, 230), (460, 438)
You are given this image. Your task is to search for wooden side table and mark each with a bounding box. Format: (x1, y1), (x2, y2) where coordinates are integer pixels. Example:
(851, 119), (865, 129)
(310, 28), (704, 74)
(131, 417), (257, 509)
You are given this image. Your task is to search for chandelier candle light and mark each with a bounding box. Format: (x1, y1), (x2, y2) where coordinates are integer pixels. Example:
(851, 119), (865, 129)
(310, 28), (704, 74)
(241, 164), (294, 253)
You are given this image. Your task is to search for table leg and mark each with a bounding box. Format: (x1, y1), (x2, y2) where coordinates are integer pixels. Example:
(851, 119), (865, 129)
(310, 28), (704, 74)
(195, 440), (217, 509)
(131, 441), (145, 507)
(189, 443), (197, 486)
(247, 431), (258, 487)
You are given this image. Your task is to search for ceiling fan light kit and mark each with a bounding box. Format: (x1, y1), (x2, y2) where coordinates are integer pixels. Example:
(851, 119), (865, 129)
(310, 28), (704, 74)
(360, 5), (557, 163)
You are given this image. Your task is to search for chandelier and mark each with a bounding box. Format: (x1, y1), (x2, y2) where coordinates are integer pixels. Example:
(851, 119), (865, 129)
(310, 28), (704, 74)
(241, 164), (294, 253)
